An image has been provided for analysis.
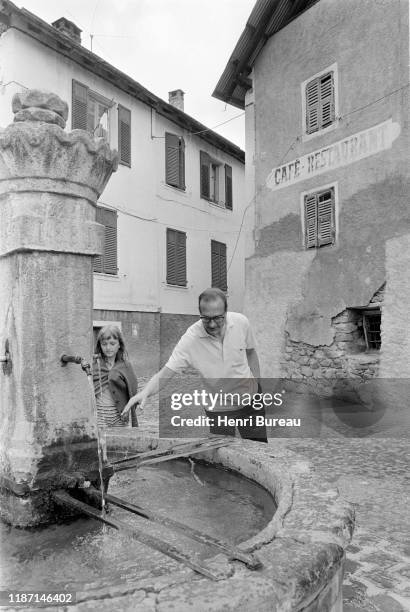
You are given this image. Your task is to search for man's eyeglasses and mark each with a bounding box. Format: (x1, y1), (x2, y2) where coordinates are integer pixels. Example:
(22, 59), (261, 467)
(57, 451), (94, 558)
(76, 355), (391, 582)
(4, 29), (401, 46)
(200, 315), (226, 324)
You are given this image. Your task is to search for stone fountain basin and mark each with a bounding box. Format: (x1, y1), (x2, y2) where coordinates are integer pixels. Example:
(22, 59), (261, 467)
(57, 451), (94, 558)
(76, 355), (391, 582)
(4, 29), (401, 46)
(91, 430), (354, 612)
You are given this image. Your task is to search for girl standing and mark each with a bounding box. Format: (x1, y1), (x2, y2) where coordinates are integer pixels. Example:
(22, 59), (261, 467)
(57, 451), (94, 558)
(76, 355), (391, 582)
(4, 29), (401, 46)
(93, 325), (138, 428)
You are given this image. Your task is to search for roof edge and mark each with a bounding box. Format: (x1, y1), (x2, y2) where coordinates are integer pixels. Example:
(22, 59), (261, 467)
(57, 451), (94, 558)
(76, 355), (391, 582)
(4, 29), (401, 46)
(0, 0), (244, 163)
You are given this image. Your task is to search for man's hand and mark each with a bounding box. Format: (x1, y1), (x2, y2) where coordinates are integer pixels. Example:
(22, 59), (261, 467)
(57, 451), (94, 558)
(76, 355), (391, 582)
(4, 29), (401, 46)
(121, 391), (147, 420)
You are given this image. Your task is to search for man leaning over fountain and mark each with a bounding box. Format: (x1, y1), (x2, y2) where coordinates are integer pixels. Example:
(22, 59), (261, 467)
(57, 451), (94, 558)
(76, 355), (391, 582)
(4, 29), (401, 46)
(122, 288), (268, 442)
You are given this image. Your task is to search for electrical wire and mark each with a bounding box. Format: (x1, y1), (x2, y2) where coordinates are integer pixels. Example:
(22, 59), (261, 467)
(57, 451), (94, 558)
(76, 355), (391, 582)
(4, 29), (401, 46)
(187, 112), (245, 137)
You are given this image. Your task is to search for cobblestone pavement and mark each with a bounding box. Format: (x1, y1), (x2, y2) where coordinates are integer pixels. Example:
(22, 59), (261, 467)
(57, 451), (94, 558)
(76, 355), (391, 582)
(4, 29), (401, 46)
(135, 384), (410, 612)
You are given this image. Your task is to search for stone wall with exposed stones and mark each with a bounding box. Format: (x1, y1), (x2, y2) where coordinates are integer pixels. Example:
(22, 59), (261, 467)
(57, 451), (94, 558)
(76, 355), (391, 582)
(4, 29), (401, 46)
(281, 286), (384, 392)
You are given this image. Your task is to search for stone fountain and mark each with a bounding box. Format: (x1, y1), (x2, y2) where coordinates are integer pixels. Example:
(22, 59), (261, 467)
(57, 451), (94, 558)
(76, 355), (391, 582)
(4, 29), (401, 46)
(0, 91), (354, 611)
(0, 89), (117, 526)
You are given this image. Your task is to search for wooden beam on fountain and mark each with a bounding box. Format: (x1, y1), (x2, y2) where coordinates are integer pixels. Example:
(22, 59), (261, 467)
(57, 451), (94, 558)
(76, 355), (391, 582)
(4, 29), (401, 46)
(86, 486), (262, 570)
(112, 436), (236, 472)
(53, 490), (223, 581)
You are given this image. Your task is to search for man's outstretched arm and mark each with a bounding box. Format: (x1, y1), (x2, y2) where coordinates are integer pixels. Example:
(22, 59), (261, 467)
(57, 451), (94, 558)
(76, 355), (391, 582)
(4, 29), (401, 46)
(121, 365), (176, 419)
(246, 348), (261, 383)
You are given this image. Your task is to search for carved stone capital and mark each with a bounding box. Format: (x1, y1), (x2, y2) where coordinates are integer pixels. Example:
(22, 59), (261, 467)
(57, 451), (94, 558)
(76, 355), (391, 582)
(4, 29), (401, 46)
(0, 90), (118, 201)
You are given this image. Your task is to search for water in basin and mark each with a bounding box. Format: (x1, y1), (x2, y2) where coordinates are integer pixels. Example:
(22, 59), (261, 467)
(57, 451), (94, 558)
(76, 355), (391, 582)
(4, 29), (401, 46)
(1, 459), (275, 594)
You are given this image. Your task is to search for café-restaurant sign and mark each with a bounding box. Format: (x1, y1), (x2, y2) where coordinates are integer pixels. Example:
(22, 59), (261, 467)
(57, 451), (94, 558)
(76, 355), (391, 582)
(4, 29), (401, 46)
(266, 119), (400, 191)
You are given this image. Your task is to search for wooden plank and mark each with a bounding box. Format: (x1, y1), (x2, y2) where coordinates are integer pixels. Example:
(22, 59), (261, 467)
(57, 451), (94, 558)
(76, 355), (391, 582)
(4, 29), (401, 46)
(53, 490), (221, 581)
(110, 438), (217, 465)
(87, 488), (262, 570)
(113, 437), (235, 472)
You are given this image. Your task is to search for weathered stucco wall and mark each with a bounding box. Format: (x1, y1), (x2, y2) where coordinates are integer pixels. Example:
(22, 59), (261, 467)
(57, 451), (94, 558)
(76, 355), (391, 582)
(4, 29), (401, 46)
(245, 0), (409, 378)
(380, 234), (410, 378)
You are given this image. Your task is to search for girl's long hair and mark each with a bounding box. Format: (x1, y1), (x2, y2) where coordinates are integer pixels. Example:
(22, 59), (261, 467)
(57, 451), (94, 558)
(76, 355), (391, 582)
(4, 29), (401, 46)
(95, 325), (127, 362)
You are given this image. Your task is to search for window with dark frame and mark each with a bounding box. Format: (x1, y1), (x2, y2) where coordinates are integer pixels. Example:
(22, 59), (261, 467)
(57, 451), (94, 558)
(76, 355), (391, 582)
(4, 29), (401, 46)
(304, 187), (335, 248)
(362, 310), (382, 350)
(305, 71), (335, 135)
(211, 240), (227, 292)
(94, 206), (118, 275)
(200, 151), (233, 210)
(166, 228), (187, 286)
(165, 133), (185, 190)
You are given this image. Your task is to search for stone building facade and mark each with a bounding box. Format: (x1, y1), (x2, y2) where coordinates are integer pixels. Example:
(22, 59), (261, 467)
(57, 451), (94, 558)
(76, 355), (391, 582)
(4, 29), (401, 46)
(214, 0), (410, 388)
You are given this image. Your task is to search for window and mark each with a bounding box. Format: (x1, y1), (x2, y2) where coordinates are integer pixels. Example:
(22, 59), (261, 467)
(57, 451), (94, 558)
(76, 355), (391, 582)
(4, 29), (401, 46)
(118, 105), (131, 166)
(72, 80), (110, 140)
(165, 133), (185, 189)
(72, 81), (131, 162)
(200, 151), (233, 210)
(166, 228), (187, 286)
(225, 164), (233, 210)
(304, 69), (336, 135)
(362, 310), (381, 350)
(304, 187), (335, 248)
(94, 206), (118, 275)
(211, 240), (227, 292)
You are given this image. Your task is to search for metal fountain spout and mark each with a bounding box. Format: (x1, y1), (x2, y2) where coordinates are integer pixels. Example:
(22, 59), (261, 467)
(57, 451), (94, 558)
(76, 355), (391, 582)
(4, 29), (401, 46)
(60, 355), (92, 376)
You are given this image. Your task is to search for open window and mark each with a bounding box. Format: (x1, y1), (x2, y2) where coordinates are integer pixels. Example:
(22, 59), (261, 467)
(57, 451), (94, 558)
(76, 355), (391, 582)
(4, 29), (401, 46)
(72, 80), (111, 141)
(200, 151), (232, 209)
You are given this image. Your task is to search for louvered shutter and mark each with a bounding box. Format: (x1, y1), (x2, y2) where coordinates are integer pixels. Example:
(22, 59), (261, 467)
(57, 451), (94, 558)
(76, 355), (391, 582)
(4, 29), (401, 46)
(200, 151), (210, 199)
(94, 206), (104, 273)
(179, 137), (185, 190)
(224, 164), (233, 210)
(306, 78), (320, 134)
(166, 229), (186, 286)
(176, 231), (187, 286)
(166, 133), (183, 188)
(304, 194), (318, 248)
(320, 73), (334, 128)
(94, 206), (117, 274)
(211, 240), (227, 291)
(118, 105), (131, 166)
(72, 80), (88, 130)
(317, 190), (335, 246)
(166, 229), (177, 284)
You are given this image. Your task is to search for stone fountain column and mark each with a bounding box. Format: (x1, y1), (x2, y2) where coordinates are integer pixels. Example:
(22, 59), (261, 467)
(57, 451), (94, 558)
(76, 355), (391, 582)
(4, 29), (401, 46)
(0, 90), (118, 526)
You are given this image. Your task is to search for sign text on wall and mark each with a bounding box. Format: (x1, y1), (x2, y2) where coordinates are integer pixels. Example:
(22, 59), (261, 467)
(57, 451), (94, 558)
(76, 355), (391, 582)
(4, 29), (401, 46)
(266, 119), (400, 191)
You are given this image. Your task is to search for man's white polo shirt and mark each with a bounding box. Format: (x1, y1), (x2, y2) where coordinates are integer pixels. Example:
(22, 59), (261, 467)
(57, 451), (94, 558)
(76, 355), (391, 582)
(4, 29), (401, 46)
(165, 312), (258, 410)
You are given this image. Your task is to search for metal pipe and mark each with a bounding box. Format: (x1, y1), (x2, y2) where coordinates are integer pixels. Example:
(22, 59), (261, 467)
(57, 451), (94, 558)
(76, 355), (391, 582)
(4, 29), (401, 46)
(60, 355), (92, 376)
(1, 340), (11, 372)
(60, 354), (83, 365)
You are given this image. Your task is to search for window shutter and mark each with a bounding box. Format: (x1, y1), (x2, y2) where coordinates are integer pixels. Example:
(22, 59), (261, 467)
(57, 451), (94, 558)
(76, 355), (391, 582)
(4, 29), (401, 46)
(179, 137), (185, 190)
(224, 164), (233, 210)
(72, 80), (88, 131)
(200, 151), (210, 199)
(94, 206), (117, 274)
(118, 105), (131, 166)
(320, 73), (335, 128)
(166, 228), (177, 284)
(167, 229), (186, 286)
(211, 240), (227, 292)
(304, 194), (318, 248)
(306, 77), (320, 134)
(176, 230), (187, 286)
(94, 206), (104, 273)
(166, 132), (184, 189)
(317, 189), (335, 246)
